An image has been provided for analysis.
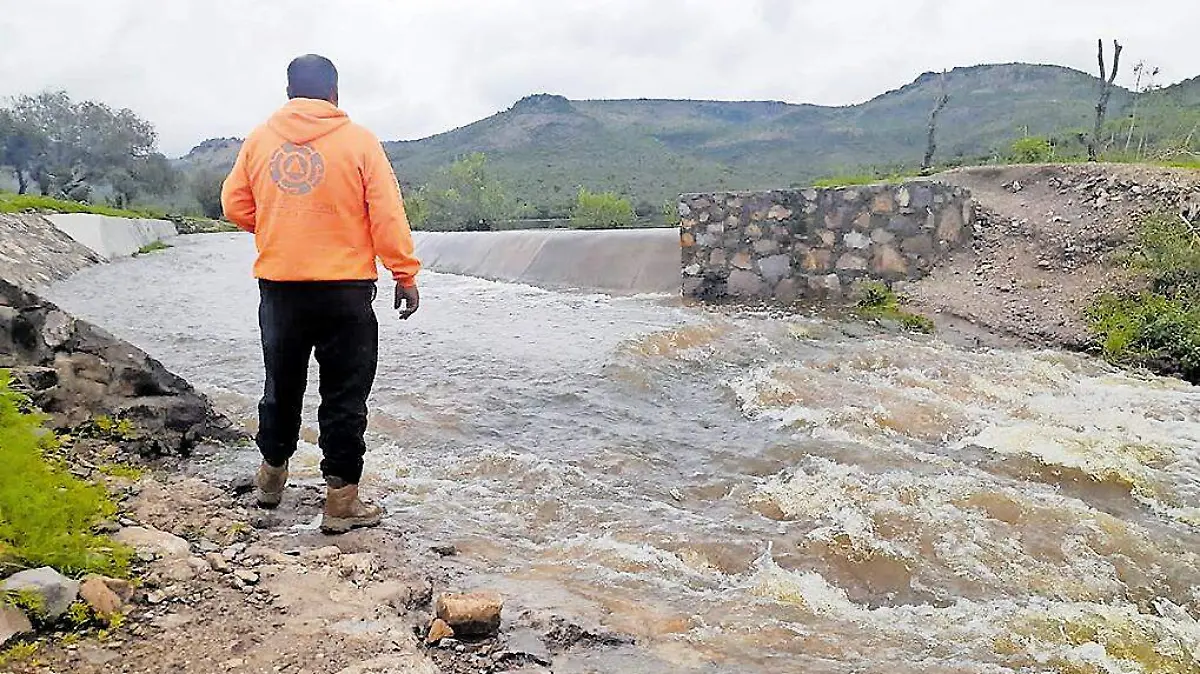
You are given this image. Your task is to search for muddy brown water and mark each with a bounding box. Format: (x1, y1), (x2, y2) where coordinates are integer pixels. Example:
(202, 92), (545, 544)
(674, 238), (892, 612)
(49, 233), (1200, 673)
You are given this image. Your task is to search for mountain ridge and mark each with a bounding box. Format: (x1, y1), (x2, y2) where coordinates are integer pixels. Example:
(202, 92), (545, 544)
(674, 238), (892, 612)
(177, 62), (1198, 214)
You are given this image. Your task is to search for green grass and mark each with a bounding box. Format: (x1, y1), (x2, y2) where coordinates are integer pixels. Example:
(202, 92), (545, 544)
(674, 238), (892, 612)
(0, 192), (156, 218)
(134, 241), (171, 256)
(855, 282), (936, 334)
(1087, 212), (1200, 383)
(812, 171), (921, 188)
(0, 372), (131, 578)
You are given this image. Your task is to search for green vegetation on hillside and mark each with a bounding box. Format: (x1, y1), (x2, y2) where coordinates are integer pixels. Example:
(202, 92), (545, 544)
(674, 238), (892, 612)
(20, 61), (1197, 230)
(0, 373), (130, 578)
(1087, 213), (1200, 383)
(0, 192), (160, 219)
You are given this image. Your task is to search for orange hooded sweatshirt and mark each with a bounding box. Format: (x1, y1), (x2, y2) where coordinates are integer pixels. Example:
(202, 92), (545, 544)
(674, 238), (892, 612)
(221, 99), (421, 287)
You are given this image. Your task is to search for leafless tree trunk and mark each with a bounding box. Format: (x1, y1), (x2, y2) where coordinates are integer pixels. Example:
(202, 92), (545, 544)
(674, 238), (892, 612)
(921, 73), (950, 175)
(13, 169), (27, 195)
(1089, 38), (1123, 162)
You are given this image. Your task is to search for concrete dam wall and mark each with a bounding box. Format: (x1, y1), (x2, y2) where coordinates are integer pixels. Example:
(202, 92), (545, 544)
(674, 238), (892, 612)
(413, 228), (681, 295)
(47, 213), (178, 260)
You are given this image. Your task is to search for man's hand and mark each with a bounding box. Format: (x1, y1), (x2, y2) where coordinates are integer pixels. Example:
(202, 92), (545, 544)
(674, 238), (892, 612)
(394, 282), (420, 320)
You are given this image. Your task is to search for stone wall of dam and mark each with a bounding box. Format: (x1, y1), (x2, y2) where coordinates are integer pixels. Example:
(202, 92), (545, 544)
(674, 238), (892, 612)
(413, 228), (681, 295)
(679, 181), (976, 303)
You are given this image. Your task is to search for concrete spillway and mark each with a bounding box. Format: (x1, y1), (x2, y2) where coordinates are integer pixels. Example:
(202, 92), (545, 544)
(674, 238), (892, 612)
(413, 228), (681, 295)
(47, 214), (177, 260)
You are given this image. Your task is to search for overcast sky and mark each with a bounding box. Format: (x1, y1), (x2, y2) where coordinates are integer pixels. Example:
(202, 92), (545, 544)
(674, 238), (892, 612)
(1, 0), (1195, 156)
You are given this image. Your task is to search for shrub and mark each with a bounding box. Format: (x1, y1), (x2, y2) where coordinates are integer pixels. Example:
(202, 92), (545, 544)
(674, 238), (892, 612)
(1010, 136), (1054, 163)
(0, 372), (131, 577)
(1087, 212), (1200, 383)
(855, 281), (935, 334)
(571, 188), (635, 229)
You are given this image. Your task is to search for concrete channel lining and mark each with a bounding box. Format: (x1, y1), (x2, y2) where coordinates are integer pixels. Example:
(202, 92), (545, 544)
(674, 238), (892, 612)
(413, 228), (682, 295)
(47, 213), (178, 260)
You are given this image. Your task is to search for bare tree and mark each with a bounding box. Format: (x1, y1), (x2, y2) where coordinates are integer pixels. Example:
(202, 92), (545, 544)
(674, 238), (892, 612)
(1124, 62), (1161, 155)
(1089, 39), (1123, 162)
(921, 72), (950, 175)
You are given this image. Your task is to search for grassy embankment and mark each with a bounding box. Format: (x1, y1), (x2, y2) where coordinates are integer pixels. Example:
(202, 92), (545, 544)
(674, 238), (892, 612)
(0, 192), (237, 234)
(1088, 212), (1200, 383)
(0, 372), (133, 665)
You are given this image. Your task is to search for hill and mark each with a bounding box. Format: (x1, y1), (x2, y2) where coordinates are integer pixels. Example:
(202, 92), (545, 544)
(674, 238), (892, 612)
(177, 63), (1198, 217)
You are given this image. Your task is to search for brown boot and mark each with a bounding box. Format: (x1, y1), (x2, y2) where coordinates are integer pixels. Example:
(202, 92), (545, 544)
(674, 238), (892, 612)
(255, 462), (289, 509)
(321, 483), (385, 535)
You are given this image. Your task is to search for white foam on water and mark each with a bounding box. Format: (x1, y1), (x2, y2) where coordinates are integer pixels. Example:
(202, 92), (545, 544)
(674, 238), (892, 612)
(728, 337), (1200, 522)
(750, 456), (1194, 603)
(749, 559), (1200, 672)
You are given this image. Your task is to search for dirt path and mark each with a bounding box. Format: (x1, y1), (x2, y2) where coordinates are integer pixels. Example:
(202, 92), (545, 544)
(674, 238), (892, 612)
(910, 163), (1200, 348)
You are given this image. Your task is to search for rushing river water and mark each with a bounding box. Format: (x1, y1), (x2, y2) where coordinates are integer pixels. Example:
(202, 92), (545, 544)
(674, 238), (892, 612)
(50, 233), (1200, 673)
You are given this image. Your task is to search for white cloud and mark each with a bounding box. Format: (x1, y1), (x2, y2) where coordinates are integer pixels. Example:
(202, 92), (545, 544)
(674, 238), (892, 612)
(1, 0), (1195, 155)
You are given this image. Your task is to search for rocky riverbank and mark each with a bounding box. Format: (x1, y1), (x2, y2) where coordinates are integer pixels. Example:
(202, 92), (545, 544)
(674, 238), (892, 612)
(0, 214), (623, 674)
(911, 163), (1200, 349)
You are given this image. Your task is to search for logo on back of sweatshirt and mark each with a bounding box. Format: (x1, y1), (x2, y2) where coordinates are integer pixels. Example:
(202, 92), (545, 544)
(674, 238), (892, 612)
(269, 142), (326, 195)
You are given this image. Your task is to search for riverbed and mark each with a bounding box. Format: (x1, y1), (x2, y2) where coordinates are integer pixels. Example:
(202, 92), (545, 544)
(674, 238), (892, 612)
(50, 233), (1200, 673)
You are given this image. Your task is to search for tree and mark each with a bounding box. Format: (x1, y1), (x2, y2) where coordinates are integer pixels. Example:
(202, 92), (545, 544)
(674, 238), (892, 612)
(921, 72), (950, 174)
(3, 91), (160, 199)
(413, 153), (509, 231)
(1123, 61), (1161, 157)
(1089, 39), (1124, 162)
(191, 170), (225, 219)
(0, 109), (45, 194)
(109, 153), (178, 208)
(1010, 136), (1054, 163)
(571, 188), (635, 229)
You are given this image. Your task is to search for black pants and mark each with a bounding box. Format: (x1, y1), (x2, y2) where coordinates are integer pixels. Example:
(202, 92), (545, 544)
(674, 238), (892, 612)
(257, 280), (378, 484)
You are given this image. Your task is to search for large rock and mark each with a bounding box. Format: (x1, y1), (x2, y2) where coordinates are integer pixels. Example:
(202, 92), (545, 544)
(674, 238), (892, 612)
(0, 605), (33, 645)
(0, 278), (242, 452)
(1, 567), (81, 621)
(435, 592), (504, 638)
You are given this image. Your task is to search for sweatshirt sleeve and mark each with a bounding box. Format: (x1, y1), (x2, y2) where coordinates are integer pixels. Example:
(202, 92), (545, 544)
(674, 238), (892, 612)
(364, 140), (421, 287)
(221, 143), (257, 233)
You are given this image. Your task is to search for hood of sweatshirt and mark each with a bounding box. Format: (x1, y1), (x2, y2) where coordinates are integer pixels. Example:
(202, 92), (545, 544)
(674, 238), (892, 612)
(266, 98), (352, 145)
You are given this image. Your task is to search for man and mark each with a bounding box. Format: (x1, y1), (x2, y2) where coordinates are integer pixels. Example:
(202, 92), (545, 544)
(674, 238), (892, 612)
(221, 54), (421, 535)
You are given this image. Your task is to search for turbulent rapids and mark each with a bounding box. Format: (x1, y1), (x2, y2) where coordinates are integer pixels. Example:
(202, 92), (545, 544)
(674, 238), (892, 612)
(49, 232), (1200, 673)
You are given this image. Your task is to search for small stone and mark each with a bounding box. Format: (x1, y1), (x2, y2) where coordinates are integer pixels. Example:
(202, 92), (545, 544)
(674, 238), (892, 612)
(340, 553), (377, 579)
(114, 526), (191, 560)
(430, 544), (459, 558)
(679, 232), (694, 248)
(222, 543), (248, 560)
(147, 590), (168, 605)
(435, 592), (504, 638)
(234, 569), (260, 585)
(0, 605), (33, 646)
(730, 252), (753, 270)
(843, 231), (871, 249)
(835, 254), (868, 271)
(205, 552), (230, 573)
(302, 546), (342, 564)
(79, 576), (124, 617)
(426, 618), (455, 645)
(758, 254), (791, 285)
(801, 249), (832, 273)
(726, 270), (764, 297)
(766, 205), (793, 221)
(1, 567), (81, 620)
